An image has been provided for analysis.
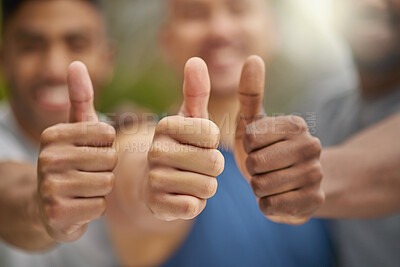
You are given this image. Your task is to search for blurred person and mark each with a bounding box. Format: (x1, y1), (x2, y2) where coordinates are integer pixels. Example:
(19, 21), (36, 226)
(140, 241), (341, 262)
(0, 1), (333, 267)
(112, 0), (400, 266)
(106, 0), (335, 266)
(305, 0), (400, 266)
(0, 0), (119, 266)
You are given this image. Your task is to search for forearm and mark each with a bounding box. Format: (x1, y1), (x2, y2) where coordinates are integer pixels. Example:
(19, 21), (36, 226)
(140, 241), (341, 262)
(0, 161), (56, 251)
(315, 113), (400, 219)
(315, 147), (400, 219)
(109, 128), (188, 233)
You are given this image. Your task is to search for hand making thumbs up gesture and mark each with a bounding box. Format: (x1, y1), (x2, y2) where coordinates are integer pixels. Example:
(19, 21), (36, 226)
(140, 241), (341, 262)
(37, 62), (118, 242)
(145, 58), (225, 221)
(234, 56), (325, 225)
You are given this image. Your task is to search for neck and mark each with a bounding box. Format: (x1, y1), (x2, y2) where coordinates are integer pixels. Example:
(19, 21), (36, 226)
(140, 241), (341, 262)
(359, 67), (400, 99)
(208, 92), (239, 151)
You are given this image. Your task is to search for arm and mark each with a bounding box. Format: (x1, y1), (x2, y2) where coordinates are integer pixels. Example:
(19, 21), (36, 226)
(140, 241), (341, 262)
(316, 112), (400, 219)
(0, 161), (55, 251)
(106, 124), (196, 267)
(108, 123), (190, 232)
(103, 59), (222, 267)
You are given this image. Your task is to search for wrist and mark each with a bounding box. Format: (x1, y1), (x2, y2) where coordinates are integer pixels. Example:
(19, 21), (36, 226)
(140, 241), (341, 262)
(26, 192), (49, 235)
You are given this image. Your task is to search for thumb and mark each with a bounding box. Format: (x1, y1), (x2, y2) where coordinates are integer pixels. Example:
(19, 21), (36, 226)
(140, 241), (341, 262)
(179, 57), (211, 119)
(234, 55), (266, 181)
(238, 55), (266, 124)
(67, 61), (99, 123)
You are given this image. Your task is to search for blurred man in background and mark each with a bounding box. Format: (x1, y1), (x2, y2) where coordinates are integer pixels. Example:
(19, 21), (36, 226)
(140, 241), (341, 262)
(111, 0), (400, 266)
(107, 0), (335, 266)
(0, 0), (118, 266)
(307, 0), (400, 265)
(0, 1), (334, 267)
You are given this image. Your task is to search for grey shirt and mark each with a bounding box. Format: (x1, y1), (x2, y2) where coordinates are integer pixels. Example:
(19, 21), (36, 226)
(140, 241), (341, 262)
(0, 103), (118, 267)
(311, 88), (400, 267)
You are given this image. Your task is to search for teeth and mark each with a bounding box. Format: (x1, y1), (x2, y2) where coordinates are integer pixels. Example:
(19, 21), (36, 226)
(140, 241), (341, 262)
(37, 85), (70, 106)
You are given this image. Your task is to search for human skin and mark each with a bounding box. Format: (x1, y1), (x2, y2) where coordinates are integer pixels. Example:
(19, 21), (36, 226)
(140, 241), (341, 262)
(146, 56), (325, 225)
(316, 112), (400, 219)
(0, 62), (118, 249)
(37, 62), (118, 243)
(314, 0), (400, 218)
(108, 0), (400, 266)
(1, 0), (114, 143)
(0, 0), (114, 251)
(108, 3), (400, 266)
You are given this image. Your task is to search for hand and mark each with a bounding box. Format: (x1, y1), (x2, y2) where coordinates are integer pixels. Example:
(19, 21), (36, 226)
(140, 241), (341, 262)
(0, 162), (55, 251)
(37, 62), (118, 242)
(234, 56), (324, 225)
(145, 58), (224, 221)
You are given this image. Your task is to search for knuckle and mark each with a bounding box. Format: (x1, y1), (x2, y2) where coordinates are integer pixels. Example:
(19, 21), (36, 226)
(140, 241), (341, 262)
(107, 148), (118, 167)
(98, 198), (107, 217)
(103, 172), (115, 193)
(147, 169), (166, 191)
(39, 177), (59, 199)
(145, 191), (159, 211)
(305, 162), (323, 184)
(289, 115), (307, 133)
(243, 129), (257, 151)
(276, 199), (298, 217)
(247, 151), (267, 173)
(299, 187), (325, 214)
(206, 124), (221, 148)
(244, 118), (266, 140)
(313, 189), (325, 207)
(98, 122), (116, 144)
(298, 137), (321, 160)
(263, 196), (278, 211)
(268, 197), (285, 214)
(286, 205), (299, 217)
(210, 150), (225, 176)
(40, 125), (62, 145)
(182, 199), (200, 218)
(43, 200), (64, 225)
(310, 137), (322, 156)
(60, 224), (87, 241)
(148, 143), (166, 164)
(201, 178), (218, 199)
(156, 117), (171, 134)
(99, 122), (116, 136)
(259, 197), (271, 215)
(245, 157), (255, 176)
(38, 149), (65, 172)
(251, 176), (269, 198)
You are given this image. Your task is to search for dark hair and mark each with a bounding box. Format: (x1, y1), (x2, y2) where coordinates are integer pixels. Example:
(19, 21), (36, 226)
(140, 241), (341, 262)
(2, 0), (103, 26)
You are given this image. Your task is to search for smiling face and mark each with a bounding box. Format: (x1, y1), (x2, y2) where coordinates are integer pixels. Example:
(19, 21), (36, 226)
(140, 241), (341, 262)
(161, 0), (275, 96)
(1, 0), (114, 138)
(338, 0), (400, 71)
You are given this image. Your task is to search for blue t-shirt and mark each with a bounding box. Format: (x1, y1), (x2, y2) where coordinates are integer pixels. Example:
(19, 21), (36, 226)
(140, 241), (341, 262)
(163, 150), (335, 267)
